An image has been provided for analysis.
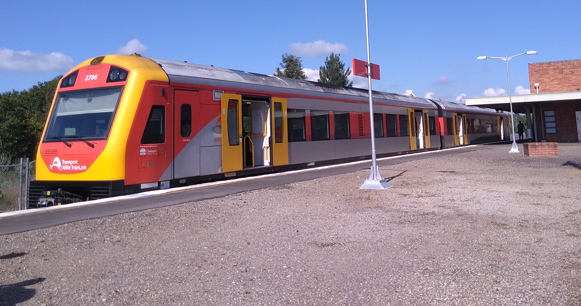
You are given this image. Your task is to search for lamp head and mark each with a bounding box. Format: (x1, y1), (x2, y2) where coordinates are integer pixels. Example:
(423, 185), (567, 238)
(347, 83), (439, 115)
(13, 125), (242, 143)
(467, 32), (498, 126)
(477, 56), (487, 60)
(526, 50), (537, 55)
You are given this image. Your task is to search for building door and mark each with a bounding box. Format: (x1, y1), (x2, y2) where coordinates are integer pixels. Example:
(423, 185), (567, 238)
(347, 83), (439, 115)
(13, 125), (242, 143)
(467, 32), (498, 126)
(576, 111), (581, 142)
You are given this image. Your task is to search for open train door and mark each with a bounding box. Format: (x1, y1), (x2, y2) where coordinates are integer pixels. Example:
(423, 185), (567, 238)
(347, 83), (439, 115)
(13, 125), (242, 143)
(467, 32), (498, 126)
(423, 110), (431, 148)
(462, 114), (468, 145)
(452, 114), (459, 146)
(407, 109), (417, 150)
(271, 98), (289, 166)
(498, 117), (504, 140)
(221, 94), (243, 173)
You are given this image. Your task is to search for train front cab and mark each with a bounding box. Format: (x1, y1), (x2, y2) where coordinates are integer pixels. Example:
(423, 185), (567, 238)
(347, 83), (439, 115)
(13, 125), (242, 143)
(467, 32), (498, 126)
(220, 93), (289, 173)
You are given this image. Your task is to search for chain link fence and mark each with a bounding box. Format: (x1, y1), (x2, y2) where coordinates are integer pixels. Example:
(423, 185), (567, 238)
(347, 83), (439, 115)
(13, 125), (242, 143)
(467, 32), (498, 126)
(0, 158), (35, 212)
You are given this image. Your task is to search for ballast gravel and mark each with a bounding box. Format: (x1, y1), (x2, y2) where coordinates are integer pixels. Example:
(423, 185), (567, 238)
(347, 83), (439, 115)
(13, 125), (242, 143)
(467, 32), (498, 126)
(1, 143), (581, 305)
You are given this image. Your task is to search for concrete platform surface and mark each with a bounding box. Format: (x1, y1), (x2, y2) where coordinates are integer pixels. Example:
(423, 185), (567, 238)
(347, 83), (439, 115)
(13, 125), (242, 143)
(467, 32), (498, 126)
(1, 143), (580, 304)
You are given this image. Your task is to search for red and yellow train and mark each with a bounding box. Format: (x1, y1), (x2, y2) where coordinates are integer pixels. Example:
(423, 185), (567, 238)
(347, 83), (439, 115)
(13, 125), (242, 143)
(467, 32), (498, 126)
(29, 54), (508, 206)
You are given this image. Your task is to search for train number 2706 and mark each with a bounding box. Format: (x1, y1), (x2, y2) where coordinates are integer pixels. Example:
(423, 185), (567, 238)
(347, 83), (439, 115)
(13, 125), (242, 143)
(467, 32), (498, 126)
(85, 74), (98, 81)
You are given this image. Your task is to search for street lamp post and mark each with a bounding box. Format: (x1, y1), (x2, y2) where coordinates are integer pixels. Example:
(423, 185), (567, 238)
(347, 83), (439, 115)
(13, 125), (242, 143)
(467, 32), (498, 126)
(477, 50), (537, 153)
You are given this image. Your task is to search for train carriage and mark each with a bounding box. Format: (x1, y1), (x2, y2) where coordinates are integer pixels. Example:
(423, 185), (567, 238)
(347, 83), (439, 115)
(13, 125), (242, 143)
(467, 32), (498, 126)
(29, 54), (508, 206)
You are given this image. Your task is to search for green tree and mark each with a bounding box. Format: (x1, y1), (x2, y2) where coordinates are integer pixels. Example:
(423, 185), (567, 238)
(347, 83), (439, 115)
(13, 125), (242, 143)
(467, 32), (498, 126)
(318, 53), (353, 87)
(0, 76), (61, 163)
(274, 53), (307, 79)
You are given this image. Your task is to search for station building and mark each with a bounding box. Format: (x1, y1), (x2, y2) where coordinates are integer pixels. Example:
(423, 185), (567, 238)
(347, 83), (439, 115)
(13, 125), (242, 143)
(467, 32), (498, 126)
(466, 59), (581, 142)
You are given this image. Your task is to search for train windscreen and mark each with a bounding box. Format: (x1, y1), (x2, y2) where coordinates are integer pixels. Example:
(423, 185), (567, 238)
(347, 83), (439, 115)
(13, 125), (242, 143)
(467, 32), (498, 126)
(44, 87), (123, 142)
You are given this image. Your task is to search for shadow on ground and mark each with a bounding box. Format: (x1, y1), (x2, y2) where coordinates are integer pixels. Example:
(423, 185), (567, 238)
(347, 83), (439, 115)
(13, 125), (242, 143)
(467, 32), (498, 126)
(0, 277), (45, 306)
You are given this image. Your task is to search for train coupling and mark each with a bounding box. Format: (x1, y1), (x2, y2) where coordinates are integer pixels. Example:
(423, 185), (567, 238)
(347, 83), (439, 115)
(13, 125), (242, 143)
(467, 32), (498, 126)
(34, 188), (84, 208)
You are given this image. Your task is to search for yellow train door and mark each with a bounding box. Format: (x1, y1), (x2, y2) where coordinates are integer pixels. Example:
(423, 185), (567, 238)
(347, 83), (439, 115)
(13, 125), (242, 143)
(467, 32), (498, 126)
(423, 110), (431, 149)
(221, 94), (242, 173)
(407, 109), (417, 150)
(463, 114), (468, 145)
(271, 98), (289, 166)
(453, 114), (459, 146)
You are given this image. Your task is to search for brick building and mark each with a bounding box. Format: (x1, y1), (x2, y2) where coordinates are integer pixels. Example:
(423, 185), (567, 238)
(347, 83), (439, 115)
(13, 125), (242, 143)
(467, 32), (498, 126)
(467, 59), (581, 143)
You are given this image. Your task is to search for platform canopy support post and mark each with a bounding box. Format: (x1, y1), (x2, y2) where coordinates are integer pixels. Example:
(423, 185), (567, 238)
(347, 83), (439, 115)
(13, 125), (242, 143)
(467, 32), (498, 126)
(358, 0), (392, 190)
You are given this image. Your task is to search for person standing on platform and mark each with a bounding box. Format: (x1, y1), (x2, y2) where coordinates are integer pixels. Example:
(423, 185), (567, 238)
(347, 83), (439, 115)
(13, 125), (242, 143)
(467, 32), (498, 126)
(517, 121), (525, 140)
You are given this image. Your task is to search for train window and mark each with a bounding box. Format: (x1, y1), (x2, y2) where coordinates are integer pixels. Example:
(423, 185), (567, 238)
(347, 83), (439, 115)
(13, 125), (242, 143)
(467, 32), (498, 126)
(374, 114), (383, 137)
(386, 114), (397, 137)
(274, 102), (284, 143)
(544, 110), (556, 134)
(446, 118), (454, 135)
(473, 119), (480, 134)
(141, 105), (165, 144)
(429, 117), (437, 135)
(180, 104), (192, 137)
(44, 87), (122, 141)
(288, 109), (306, 142)
(227, 99), (239, 145)
(399, 115), (409, 136)
(311, 110), (330, 141)
(334, 112), (350, 139)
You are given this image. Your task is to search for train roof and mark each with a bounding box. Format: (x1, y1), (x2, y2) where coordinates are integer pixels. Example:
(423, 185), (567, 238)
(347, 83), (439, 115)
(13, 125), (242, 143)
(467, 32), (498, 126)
(430, 99), (502, 115)
(149, 57), (502, 115)
(150, 57), (435, 108)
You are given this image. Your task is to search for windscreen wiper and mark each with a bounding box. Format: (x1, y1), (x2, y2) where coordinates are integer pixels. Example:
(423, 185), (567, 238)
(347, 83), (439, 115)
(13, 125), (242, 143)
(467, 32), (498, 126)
(47, 137), (72, 148)
(70, 136), (95, 148)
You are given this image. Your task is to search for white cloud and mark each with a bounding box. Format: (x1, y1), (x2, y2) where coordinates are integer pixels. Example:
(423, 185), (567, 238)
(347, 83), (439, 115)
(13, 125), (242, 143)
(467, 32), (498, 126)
(483, 87), (506, 96)
(437, 76), (449, 85)
(290, 40), (348, 57)
(0, 48), (74, 72)
(403, 89), (415, 97)
(117, 39), (148, 55)
(424, 92), (435, 99)
(514, 85), (530, 95)
(455, 93), (467, 103)
(303, 68), (319, 82)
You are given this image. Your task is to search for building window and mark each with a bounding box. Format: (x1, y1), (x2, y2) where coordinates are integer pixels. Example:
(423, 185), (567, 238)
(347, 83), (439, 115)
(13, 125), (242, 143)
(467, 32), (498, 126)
(386, 114), (398, 137)
(374, 114), (383, 137)
(311, 110), (330, 141)
(288, 109), (306, 142)
(334, 112), (350, 139)
(544, 110), (557, 134)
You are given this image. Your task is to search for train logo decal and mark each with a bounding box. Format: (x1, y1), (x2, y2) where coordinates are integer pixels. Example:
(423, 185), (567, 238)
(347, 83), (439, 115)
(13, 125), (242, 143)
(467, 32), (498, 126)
(140, 148), (146, 156)
(49, 157), (62, 171)
(49, 156), (87, 171)
(213, 118), (222, 142)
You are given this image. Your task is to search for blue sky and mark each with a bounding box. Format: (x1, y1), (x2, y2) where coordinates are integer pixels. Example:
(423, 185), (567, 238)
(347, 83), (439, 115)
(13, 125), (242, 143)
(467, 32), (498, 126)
(1, 0), (579, 103)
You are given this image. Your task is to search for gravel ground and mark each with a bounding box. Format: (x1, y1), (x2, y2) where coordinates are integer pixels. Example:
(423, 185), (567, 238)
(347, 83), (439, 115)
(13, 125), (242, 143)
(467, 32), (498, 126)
(1, 143), (581, 305)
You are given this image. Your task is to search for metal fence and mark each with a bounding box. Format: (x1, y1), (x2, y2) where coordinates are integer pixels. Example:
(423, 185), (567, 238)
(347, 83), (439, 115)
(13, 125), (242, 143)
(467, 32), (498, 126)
(0, 158), (35, 210)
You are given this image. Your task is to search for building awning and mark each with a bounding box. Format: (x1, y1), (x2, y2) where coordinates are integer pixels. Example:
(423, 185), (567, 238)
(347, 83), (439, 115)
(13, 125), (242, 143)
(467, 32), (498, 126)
(465, 91), (581, 113)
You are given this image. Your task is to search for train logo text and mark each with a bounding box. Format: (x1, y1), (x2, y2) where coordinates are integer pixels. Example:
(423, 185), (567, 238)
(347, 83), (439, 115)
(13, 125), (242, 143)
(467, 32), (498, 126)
(49, 157), (87, 171)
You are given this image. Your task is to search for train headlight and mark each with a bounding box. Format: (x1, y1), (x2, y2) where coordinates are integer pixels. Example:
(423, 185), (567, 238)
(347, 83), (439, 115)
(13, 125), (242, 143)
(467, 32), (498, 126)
(61, 70), (79, 88)
(107, 66), (129, 83)
(109, 70), (120, 81)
